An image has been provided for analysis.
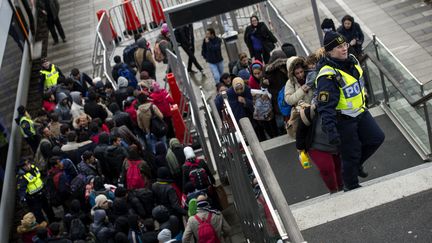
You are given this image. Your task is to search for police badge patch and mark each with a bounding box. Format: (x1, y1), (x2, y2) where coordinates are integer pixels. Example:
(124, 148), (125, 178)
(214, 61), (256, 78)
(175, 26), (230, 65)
(319, 91), (329, 102)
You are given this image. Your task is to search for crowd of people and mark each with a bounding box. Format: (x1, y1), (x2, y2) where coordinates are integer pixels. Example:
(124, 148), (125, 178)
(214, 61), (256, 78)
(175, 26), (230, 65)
(14, 9), (384, 242)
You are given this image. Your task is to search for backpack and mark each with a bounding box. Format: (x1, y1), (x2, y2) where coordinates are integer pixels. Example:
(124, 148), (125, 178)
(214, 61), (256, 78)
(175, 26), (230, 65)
(186, 159), (210, 190)
(253, 92), (273, 121)
(123, 43), (138, 67)
(126, 160), (146, 190)
(278, 85), (292, 117)
(134, 188), (154, 216)
(117, 65), (138, 88)
(44, 174), (63, 206)
(194, 213), (220, 243)
(70, 174), (87, 200)
(70, 217), (87, 241)
(154, 40), (167, 62)
(150, 105), (168, 138)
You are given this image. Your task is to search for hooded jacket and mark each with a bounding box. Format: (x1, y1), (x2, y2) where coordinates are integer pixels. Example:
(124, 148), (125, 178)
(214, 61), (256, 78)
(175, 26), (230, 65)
(55, 92), (72, 123)
(90, 209), (115, 243)
(155, 142), (168, 168)
(248, 60), (264, 90)
(265, 56), (288, 113)
(150, 89), (174, 118)
(284, 56), (313, 106)
(337, 16), (364, 52)
(137, 102), (163, 133)
(70, 91), (85, 119)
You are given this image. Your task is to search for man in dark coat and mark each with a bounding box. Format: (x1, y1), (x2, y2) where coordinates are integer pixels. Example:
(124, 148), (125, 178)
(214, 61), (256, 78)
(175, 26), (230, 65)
(175, 24), (204, 74)
(337, 15), (365, 56)
(40, 0), (66, 44)
(84, 92), (108, 121)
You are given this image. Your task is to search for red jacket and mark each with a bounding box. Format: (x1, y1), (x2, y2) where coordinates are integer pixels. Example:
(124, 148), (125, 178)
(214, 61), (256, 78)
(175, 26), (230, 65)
(124, 101), (138, 125)
(150, 89), (174, 118)
(248, 60), (264, 90)
(43, 100), (56, 112)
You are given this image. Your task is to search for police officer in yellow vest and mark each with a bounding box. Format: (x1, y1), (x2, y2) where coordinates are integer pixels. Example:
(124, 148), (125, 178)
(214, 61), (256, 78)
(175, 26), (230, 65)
(315, 31), (385, 191)
(39, 58), (64, 90)
(16, 105), (40, 153)
(16, 158), (55, 223)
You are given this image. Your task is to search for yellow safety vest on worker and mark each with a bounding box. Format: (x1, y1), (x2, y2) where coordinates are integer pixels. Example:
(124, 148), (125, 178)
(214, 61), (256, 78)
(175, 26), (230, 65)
(40, 64), (59, 89)
(19, 116), (36, 138)
(23, 165), (43, 195)
(315, 58), (366, 117)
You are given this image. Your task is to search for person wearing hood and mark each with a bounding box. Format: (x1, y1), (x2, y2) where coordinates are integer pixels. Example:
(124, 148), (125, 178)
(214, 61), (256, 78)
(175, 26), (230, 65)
(70, 91), (85, 119)
(321, 18), (336, 33)
(152, 166), (187, 217)
(265, 50), (288, 115)
(202, 27), (224, 84)
(16, 105), (40, 153)
(155, 141), (168, 168)
(84, 91), (108, 121)
(183, 194), (231, 243)
(337, 15), (364, 57)
(156, 23), (174, 65)
(70, 68), (94, 96)
(248, 60), (266, 90)
(244, 15), (277, 64)
(150, 81), (175, 138)
(104, 135), (128, 183)
(54, 92), (72, 124)
(136, 93), (165, 154)
(90, 209), (115, 243)
(152, 205), (182, 239)
(109, 103), (134, 132)
(17, 212), (48, 243)
(166, 138), (184, 188)
(315, 31), (384, 191)
(115, 76), (130, 105)
(158, 229), (177, 243)
(134, 37), (157, 78)
(218, 77), (254, 122)
(284, 56), (313, 106)
(39, 58), (64, 91)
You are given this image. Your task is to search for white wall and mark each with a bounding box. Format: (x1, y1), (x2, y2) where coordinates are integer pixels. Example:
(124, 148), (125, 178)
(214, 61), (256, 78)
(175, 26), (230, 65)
(0, 3), (12, 69)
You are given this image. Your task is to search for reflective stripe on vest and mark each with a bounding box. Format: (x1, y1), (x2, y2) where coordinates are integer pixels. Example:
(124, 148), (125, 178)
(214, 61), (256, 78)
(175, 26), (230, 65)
(23, 165), (43, 195)
(19, 116), (36, 138)
(40, 64), (59, 89)
(316, 62), (365, 117)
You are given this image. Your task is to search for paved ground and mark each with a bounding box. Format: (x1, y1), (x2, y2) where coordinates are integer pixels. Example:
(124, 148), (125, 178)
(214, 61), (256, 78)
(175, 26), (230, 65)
(264, 110), (424, 204)
(270, 0), (432, 85)
(302, 188), (432, 243)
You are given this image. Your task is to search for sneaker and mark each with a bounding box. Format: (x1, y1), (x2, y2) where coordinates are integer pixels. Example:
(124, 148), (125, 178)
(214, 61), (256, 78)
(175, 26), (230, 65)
(358, 166), (368, 178)
(343, 184), (362, 192)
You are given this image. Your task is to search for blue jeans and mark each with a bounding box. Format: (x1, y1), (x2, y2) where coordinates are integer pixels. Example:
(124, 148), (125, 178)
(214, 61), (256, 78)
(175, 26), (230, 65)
(337, 110), (385, 189)
(208, 61), (224, 84)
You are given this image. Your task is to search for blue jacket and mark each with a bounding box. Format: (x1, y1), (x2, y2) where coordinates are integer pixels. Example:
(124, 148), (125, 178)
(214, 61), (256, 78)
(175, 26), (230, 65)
(201, 37), (223, 64)
(315, 56), (360, 143)
(225, 86), (254, 122)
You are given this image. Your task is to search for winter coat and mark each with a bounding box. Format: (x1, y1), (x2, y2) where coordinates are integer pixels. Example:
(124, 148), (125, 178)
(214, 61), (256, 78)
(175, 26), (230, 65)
(90, 210), (115, 243)
(70, 91), (85, 119)
(150, 89), (174, 118)
(43, 0), (60, 19)
(134, 48), (156, 78)
(71, 72), (93, 95)
(284, 56), (313, 106)
(182, 158), (215, 189)
(17, 221), (47, 243)
(156, 34), (174, 64)
(248, 60), (264, 90)
(244, 22), (277, 57)
(77, 161), (100, 177)
(182, 209), (231, 243)
(152, 181), (187, 216)
(55, 92), (72, 123)
(337, 20), (364, 53)
(223, 86), (254, 122)
(169, 138), (185, 167)
(137, 103), (163, 134)
(175, 24), (195, 52)
(124, 102), (138, 126)
(201, 37), (223, 64)
(265, 57), (288, 113)
(104, 145), (128, 180)
(84, 100), (108, 121)
(112, 110), (134, 131)
(232, 59), (252, 76)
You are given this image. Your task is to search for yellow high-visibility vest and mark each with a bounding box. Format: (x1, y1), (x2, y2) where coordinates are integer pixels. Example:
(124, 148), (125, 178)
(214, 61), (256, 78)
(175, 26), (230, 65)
(40, 64), (59, 89)
(19, 116), (36, 138)
(23, 165), (43, 195)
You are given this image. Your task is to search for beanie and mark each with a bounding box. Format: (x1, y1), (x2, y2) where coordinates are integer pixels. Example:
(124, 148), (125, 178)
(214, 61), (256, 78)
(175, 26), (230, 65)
(321, 18), (336, 32)
(238, 69), (250, 80)
(183, 146), (195, 160)
(323, 31), (346, 52)
(161, 23), (169, 35)
(157, 166), (172, 181)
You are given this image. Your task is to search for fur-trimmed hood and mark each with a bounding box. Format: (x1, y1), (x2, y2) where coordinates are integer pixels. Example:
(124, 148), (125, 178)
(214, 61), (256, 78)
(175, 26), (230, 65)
(265, 57), (287, 73)
(287, 56), (306, 85)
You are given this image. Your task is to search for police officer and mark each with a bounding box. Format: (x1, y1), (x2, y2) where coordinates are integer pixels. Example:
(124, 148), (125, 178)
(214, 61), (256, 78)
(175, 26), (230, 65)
(315, 31), (385, 191)
(39, 58), (64, 91)
(16, 158), (55, 223)
(16, 105), (40, 153)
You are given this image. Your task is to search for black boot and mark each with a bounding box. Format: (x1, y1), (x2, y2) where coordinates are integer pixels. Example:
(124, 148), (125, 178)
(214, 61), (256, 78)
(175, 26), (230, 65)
(358, 166), (369, 178)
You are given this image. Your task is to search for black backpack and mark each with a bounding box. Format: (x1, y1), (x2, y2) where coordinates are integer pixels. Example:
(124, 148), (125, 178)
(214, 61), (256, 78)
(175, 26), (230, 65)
(70, 174), (87, 200)
(123, 43), (138, 67)
(70, 217), (87, 241)
(150, 105), (168, 138)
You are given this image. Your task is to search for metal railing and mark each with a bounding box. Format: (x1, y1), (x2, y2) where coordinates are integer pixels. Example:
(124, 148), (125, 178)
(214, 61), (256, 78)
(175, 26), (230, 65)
(361, 35), (432, 160)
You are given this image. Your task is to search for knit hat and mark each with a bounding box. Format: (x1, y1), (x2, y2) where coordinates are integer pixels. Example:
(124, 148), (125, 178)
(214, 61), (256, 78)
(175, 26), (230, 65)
(117, 76), (129, 88)
(161, 23), (169, 35)
(321, 18), (336, 32)
(158, 229), (172, 242)
(157, 166), (173, 181)
(238, 69), (250, 80)
(323, 31), (346, 52)
(183, 146), (195, 160)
